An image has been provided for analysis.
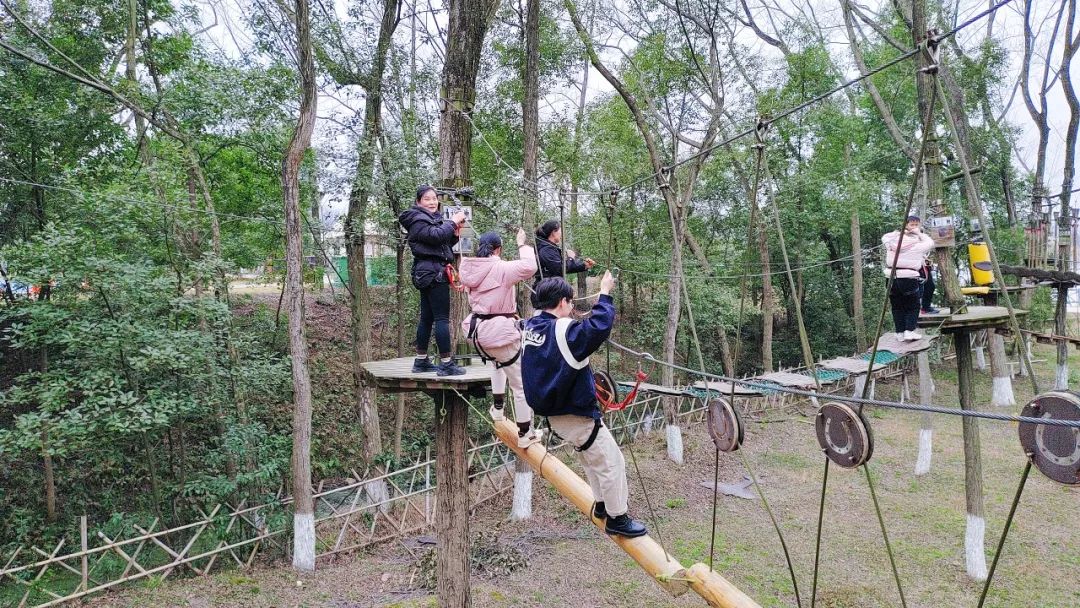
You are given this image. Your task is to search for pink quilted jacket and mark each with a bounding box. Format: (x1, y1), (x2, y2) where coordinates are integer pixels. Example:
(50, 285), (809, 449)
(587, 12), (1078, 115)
(459, 246), (537, 348)
(881, 230), (934, 278)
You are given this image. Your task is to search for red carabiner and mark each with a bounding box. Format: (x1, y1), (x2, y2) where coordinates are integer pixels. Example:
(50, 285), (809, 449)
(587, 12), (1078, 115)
(446, 264), (465, 292)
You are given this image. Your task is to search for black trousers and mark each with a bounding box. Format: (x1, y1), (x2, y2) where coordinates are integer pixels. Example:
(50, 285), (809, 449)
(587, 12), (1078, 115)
(889, 277), (922, 332)
(920, 266), (935, 310)
(417, 281), (451, 356)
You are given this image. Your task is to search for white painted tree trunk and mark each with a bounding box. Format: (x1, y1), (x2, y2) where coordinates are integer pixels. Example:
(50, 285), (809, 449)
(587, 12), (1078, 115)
(966, 513), (988, 581)
(642, 412), (655, 435)
(974, 346), (986, 370)
(666, 424), (684, 465)
(365, 479), (390, 514)
(915, 352), (934, 476)
(988, 333), (1015, 407)
(853, 375), (875, 399)
(1056, 363), (1069, 390)
(292, 512), (316, 572)
(510, 459), (533, 521)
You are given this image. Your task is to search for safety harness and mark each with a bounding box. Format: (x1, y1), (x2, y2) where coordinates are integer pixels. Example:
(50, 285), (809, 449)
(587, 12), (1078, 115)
(466, 312), (521, 369)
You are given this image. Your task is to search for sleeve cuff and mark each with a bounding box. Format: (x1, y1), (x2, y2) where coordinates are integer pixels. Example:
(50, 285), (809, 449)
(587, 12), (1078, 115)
(599, 293), (614, 304)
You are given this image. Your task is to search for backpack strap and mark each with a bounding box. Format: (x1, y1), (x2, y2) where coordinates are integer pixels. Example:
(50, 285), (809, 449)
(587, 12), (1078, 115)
(554, 317), (590, 369)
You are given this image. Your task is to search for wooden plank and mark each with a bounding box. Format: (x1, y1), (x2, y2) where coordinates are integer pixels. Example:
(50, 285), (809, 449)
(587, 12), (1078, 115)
(691, 380), (761, 396)
(819, 356), (888, 374)
(755, 371), (818, 388)
(617, 381), (692, 397)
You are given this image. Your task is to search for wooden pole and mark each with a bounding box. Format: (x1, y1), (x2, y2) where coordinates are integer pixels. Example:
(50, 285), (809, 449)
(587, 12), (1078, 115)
(953, 330), (987, 581)
(435, 390), (470, 607)
(914, 352), (934, 476)
(985, 294), (1016, 407)
(492, 420), (760, 608)
(80, 516), (88, 592)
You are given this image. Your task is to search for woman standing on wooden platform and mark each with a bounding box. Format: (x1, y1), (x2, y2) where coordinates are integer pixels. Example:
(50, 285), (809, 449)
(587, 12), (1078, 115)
(399, 185), (467, 376)
(882, 215), (935, 341)
(460, 229), (544, 447)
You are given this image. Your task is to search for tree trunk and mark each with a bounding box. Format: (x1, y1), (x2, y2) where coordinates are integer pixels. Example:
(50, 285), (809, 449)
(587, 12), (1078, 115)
(1055, 0), (1080, 386)
(41, 429), (56, 523)
(282, 0), (318, 573)
(435, 0), (496, 601)
(850, 209), (866, 351)
(954, 331), (987, 581)
(345, 0), (398, 504)
(914, 351), (934, 475)
(758, 205), (774, 373)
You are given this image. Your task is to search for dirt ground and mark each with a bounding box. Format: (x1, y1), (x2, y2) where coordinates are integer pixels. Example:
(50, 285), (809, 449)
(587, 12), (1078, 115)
(90, 345), (1080, 608)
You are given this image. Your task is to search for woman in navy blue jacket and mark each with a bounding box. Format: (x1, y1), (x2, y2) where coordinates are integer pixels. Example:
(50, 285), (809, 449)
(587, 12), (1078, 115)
(533, 220), (595, 283)
(398, 185), (466, 376)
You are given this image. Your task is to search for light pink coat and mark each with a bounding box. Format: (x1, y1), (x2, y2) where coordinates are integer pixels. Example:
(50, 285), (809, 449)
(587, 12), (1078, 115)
(881, 230), (934, 278)
(459, 245), (537, 348)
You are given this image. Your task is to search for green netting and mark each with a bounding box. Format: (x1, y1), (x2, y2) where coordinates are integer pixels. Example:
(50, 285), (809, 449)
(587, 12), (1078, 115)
(860, 350), (900, 365)
(813, 369), (849, 382)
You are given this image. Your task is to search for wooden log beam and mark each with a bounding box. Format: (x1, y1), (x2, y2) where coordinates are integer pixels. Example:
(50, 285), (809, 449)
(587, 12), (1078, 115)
(997, 264), (1080, 284)
(492, 420), (760, 608)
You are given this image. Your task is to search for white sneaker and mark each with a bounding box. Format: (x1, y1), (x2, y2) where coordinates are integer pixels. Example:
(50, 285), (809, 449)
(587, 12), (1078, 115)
(904, 330), (924, 341)
(489, 404), (506, 422)
(517, 427), (544, 449)
(895, 332), (906, 341)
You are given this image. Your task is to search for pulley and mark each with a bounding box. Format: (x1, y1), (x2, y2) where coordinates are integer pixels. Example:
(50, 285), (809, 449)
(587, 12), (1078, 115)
(706, 398), (743, 453)
(1018, 391), (1080, 485)
(814, 401), (873, 468)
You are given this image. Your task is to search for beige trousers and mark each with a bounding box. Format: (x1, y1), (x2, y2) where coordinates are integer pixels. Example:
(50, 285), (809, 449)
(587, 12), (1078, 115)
(547, 414), (628, 516)
(483, 343), (533, 424)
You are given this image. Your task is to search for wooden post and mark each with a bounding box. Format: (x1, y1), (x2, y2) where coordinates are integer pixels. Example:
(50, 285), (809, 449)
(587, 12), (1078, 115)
(434, 390), (470, 607)
(80, 516), (88, 592)
(492, 420), (760, 608)
(914, 352), (934, 476)
(986, 295), (1016, 407)
(953, 330), (987, 581)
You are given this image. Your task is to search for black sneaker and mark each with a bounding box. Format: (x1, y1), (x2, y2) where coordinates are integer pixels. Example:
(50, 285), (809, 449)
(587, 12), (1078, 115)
(592, 501), (607, 520)
(411, 357), (437, 373)
(604, 513), (647, 538)
(436, 360), (466, 376)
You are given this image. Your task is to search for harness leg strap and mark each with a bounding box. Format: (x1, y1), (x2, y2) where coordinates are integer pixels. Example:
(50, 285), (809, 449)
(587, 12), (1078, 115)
(575, 418), (603, 452)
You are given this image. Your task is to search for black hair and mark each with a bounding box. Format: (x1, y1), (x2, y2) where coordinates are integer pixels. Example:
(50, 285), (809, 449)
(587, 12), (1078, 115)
(536, 219), (560, 240)
(476, 231), (502, 257)
(906, 215), (921, 223)
(416, 184), (437, 202)
(531, 277), (574, 310)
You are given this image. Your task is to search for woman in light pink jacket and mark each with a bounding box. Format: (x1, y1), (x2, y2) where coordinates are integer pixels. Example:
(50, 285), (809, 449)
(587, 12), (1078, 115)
(460, 229), (543, 448)
(881, 215), (935, 340)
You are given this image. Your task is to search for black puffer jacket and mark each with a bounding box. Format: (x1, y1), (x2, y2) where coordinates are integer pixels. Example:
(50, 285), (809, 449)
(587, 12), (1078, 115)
(399, 205), (459, 289)
(534, 236), (587, 282)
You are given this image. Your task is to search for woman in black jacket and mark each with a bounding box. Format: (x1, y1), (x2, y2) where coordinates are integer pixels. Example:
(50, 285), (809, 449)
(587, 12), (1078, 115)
(533, 220), (594, 283)
(398, 185), (467, 376)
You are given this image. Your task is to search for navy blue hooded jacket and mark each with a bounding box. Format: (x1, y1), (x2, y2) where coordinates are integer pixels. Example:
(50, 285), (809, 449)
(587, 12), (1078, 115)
(398, 205), (459, 287)
(534, 236), (588, 283)
(521, 294), (615, 420)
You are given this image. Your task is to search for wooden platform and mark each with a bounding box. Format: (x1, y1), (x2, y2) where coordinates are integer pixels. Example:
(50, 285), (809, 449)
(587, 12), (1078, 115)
(360, 357), (493, 395)
(916, 306), (1027, 332)
(872, 333), (935, 355)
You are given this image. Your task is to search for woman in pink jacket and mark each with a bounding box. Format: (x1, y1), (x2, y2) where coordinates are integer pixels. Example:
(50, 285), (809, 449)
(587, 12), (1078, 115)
(881, 215), (935, 341)
(460, 229), (544, 448)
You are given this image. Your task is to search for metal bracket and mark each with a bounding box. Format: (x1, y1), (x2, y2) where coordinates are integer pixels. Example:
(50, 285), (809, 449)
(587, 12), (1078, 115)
(920, 30), (940, 74)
